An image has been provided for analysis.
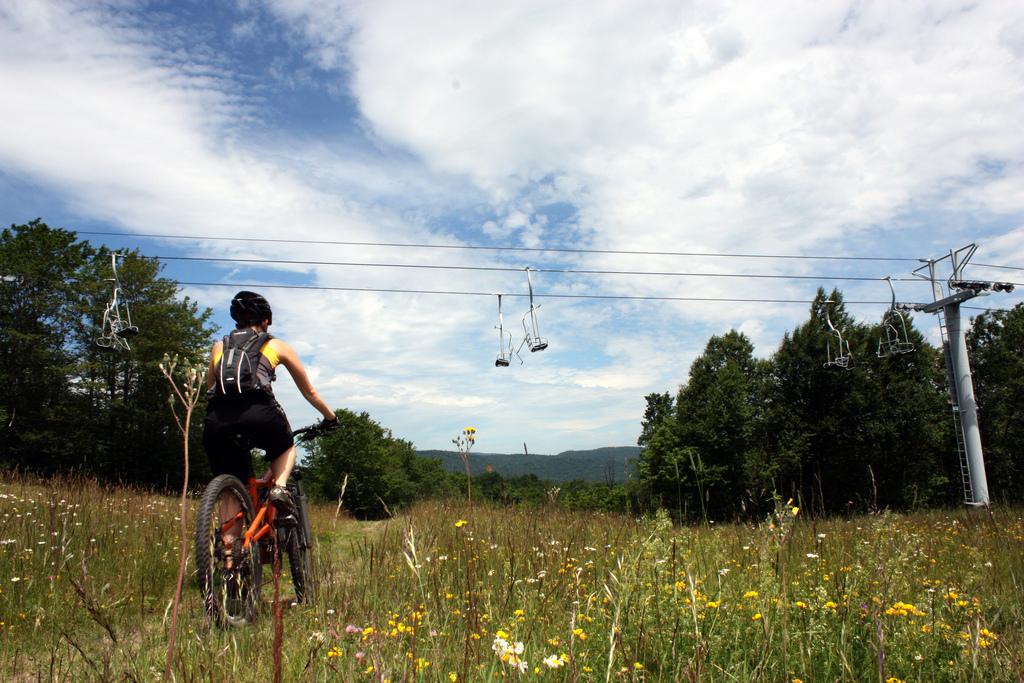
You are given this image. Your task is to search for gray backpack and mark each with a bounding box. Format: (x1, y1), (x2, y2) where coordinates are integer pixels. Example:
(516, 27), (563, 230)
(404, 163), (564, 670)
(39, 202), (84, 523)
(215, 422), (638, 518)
(210, 329), (274, 398)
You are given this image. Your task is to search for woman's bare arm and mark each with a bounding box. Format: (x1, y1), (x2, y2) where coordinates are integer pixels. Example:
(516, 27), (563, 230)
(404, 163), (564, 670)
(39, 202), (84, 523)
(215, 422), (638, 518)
(271, 339), (335, 420)
(205, 340), (223, 392)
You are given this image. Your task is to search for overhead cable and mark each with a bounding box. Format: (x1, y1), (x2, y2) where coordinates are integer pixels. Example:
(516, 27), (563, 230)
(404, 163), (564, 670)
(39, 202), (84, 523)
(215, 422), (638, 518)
(78, 229), (928, 263)
(175, 279), (911, 306)
(143, 254), (976, 284)
(973, 262), (1024, 272)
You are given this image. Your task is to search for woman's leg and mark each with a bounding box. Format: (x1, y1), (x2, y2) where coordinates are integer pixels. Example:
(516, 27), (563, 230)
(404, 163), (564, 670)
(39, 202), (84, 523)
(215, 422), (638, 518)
(270, 444), (297, 487)
(267, 445), (299, 520)
(221, 496), (242, 548)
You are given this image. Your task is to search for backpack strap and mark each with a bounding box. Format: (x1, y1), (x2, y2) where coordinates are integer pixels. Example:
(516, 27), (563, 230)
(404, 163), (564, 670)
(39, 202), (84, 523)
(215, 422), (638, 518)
(215, 334), (232, 395)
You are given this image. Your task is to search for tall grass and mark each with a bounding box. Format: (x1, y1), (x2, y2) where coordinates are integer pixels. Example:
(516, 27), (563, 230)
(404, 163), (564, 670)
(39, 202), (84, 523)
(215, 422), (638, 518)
(1, 474), (1022, 681)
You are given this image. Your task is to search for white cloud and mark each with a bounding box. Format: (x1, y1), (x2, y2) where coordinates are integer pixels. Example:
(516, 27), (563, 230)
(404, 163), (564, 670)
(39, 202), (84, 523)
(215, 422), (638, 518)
(268, 0), (1024, 256)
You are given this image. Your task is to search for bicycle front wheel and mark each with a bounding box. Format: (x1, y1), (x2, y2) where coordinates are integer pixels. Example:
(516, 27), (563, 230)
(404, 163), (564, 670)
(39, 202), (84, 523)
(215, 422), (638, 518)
(285, 481), (315, 603)
(285, 528), (313, 603)
(195, 474), (262, 626)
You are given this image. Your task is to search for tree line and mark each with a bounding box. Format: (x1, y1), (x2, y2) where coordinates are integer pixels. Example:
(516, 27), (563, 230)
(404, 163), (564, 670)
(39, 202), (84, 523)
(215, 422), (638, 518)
(633, 290), (1024, 520)
(3, 220), (1021, 520)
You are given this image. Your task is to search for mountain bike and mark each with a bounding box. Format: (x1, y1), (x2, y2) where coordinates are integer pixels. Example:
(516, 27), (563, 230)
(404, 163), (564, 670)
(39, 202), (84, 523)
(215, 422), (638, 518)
(194, 421), (333, 627)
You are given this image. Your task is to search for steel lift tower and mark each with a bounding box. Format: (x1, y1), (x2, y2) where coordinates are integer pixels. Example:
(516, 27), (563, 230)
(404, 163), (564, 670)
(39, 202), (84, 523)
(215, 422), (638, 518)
(911, 245), (1015, 506)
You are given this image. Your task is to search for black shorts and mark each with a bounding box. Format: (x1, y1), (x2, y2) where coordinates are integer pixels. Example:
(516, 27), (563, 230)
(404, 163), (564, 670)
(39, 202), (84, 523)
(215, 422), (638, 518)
(203, 393), (294, 483)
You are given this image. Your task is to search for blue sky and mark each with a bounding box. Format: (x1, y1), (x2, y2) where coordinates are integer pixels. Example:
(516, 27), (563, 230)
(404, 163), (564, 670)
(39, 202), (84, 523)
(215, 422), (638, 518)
(2, 0), (1023, 454)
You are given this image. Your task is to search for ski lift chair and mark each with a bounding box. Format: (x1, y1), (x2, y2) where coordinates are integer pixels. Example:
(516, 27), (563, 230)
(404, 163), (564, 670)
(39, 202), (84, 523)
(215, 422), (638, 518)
(877, 320), (914, 357)
(109, 287), (139, 338)
(94, 254), (139, 350)
(822, 298), (852, 369)
(96, 303), (130, 351)
(494, 294), (516, 366)
(522, 267), (548, 353)
(825, 336), (852, 368)
(522, 314), (548, 352)
(876, 277), (914, 358)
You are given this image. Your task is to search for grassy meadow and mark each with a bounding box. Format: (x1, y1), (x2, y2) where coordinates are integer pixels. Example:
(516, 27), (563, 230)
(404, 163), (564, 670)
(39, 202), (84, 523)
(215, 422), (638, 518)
(1, 474), (1022, 682)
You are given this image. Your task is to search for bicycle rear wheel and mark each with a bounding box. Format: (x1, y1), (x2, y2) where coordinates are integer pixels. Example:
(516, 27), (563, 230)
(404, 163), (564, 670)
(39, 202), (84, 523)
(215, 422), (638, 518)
(195, 474), (262, 626)
(284, 481), (315, 603)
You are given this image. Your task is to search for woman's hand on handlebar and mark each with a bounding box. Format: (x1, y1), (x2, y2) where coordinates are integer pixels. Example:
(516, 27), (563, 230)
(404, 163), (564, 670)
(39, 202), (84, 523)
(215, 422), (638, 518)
(293, 416), (340, 440)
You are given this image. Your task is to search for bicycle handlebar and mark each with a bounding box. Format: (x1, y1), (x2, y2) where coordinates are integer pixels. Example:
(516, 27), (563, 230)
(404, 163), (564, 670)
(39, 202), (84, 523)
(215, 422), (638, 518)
(292, 417), (340, 441)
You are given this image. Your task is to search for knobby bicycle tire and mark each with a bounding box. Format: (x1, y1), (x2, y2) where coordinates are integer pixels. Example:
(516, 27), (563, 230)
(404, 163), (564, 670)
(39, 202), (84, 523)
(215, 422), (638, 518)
(195, 474), (262, 627)
(284, 482), (315, 602)
(285, 528), (313, 603)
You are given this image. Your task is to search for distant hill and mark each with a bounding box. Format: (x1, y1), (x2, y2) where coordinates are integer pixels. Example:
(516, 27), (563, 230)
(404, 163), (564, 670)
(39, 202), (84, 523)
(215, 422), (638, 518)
(416, 446), (640, 483)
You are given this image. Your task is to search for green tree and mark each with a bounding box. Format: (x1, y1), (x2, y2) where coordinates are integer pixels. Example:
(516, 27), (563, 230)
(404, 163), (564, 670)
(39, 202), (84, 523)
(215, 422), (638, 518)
(769, 290), (875, 511)
(768, 289), (948, 512)
(70, 246), (215, 485)
(0, 220), (93, 469)
(303, 409), (450, 518)
(634, 390), (688, 516)
(560, 481), (628, 513)
(675, 330), (766, 519)
(634, 332), (767, 520)
(859, 311), (948, 507)
(0, 220), (216, 487)
(638, 391), (673, 447)
(635, 288), (953, 517)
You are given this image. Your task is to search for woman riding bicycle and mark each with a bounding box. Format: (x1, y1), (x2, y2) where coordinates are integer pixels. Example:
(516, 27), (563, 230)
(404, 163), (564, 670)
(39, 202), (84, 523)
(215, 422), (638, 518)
(203, 291), (337, 530)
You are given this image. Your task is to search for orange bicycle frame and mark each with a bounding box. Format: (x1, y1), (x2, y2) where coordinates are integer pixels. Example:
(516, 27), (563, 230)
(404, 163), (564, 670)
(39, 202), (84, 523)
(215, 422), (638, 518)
(217, 473), (280, 555)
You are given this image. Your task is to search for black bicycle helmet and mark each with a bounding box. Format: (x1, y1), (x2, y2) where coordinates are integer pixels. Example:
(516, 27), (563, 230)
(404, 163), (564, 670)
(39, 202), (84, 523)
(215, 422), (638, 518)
(230, 291), (273, 326)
